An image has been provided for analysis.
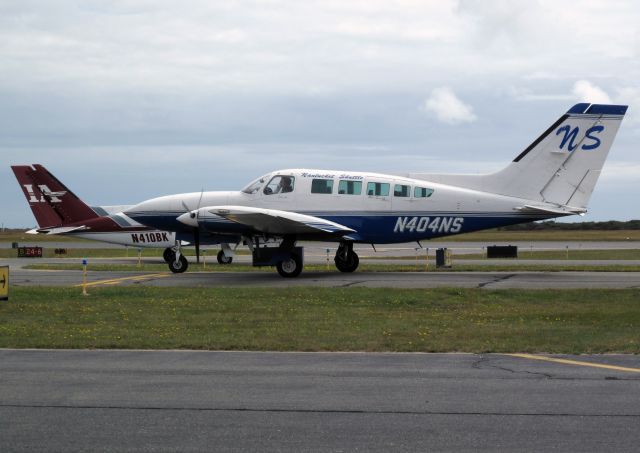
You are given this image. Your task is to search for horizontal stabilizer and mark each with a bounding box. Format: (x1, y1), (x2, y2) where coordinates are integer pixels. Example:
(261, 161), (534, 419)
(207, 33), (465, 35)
(514, 205), (586, 216)
(31, 226), (88, 235)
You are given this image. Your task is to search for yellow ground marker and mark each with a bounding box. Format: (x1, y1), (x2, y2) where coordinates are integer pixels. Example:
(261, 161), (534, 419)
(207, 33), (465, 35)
(74, 273), (170, 288)
(507, 353), (640, 374)
(0, 265), (9, 301)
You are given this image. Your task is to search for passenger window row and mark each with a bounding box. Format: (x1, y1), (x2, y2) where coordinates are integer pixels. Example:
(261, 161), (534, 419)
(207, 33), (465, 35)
(311, 178), (433, 198)
(262, 175), (434, 198)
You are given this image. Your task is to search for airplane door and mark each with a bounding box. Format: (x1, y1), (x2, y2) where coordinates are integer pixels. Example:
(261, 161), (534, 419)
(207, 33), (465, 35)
(364, 181), (392, 213)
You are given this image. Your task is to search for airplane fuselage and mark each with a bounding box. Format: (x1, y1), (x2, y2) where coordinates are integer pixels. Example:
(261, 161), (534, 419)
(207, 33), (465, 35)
(126, 169), (560, 244)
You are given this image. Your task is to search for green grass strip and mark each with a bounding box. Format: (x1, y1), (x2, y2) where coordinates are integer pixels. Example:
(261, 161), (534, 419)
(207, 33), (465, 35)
(1, 287), (639, 353)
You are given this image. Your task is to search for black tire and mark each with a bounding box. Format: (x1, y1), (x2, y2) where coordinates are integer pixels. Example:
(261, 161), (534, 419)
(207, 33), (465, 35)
(335, 251), (359, 273)
(276, 253), (303, 278)
(217, 250), (233, 265)
(163, 248), (174, 263)
(168, 254), (188, 273)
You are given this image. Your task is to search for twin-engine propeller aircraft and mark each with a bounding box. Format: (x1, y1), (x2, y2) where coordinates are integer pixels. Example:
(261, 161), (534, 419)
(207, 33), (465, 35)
(10, 164), (235, 265)
(125, 103), (626, 277)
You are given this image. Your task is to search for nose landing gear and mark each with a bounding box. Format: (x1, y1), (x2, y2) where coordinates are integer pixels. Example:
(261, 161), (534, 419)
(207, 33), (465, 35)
(165, 243), (188, 273)
(168, 254), (189, 273)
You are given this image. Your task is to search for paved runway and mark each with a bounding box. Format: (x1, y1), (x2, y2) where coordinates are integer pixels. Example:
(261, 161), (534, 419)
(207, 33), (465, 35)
(4, 239), (640, 253)
(4, 255), (640, 268)
(9, 267), (640, 289)
(3, 239), (639, 291)
(1, 349), (639, 452)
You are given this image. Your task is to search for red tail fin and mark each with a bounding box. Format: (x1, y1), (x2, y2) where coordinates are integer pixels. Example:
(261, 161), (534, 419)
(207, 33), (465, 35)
(11, 165), (99, 228)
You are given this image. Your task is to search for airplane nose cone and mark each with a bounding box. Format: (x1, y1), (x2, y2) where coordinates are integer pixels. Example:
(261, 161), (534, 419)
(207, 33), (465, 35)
(177, 211), (198, 227)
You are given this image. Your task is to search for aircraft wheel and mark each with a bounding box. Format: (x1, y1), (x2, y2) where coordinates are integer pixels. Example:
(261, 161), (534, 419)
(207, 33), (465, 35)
(163, 248), (174, 263)
(276, 253), (303, 278)
(168, 255), (188, 273)
(335, 251), (359, 273)
(217, 250), (233, 265)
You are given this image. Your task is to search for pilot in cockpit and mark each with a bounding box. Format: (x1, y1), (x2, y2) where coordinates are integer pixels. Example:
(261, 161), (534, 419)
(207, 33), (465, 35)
(278, 176), (294, 193)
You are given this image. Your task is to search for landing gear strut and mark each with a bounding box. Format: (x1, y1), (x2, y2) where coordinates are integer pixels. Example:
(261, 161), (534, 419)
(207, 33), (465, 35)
(166, 242), (188, 273)
(335, 242), (359, 273)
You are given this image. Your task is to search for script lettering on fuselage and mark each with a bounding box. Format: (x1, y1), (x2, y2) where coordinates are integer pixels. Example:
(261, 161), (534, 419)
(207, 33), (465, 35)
(131, 232), (170, 244)
(300, 172), (363, 180)
(394, 216), (464, 234)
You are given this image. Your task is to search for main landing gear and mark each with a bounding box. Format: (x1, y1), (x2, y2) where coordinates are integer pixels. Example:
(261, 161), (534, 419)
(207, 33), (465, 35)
(217, 250), (233, 265)
(247, 235), (304, 278)
(275, 252), (303, 278)
(334, 242), (359, 273)
(245, 237), (359, 278)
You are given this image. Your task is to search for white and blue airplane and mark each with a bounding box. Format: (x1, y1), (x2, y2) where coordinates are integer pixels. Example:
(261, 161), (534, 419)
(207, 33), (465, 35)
(125, 103), (627, 277)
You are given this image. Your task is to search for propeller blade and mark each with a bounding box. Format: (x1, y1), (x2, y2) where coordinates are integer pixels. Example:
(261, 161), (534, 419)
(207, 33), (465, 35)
(194, 228), (200, 264)
(196, 189), (204, 221)
(183, 192), (204, 263)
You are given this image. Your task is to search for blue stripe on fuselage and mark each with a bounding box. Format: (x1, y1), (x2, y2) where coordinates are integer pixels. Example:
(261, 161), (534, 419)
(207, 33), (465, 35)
(319, 214), (549, 243)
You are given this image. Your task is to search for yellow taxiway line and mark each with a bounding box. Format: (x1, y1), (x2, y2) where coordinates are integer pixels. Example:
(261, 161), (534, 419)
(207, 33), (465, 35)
(507, 353), (640, 374)
(73, 273), (170, 288)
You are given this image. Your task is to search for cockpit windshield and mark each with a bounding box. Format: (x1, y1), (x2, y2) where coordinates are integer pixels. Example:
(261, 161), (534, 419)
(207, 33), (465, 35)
(241, 174), (270, 194)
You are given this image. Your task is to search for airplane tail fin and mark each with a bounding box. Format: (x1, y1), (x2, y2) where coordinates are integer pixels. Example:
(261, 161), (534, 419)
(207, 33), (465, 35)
(410, 103), (627, 210)
(11, 164), (99, 228)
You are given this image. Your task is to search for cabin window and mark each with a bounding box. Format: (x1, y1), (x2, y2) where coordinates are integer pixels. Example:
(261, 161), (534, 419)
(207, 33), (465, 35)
(311, 179), (334, 194)
(338, 180), (362, 195)
(263, 175), (295, 195)
(414, 187), (434, 198)
(366, 182), (390, 197)
(394, 184), (410, 197)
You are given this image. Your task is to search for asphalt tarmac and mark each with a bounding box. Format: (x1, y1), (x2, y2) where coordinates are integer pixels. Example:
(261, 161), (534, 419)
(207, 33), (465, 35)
(8, 267), (640, 289)
(3, 239), (639, 290)
(1, 349), (639, 452)
(4, 239), (640, 252)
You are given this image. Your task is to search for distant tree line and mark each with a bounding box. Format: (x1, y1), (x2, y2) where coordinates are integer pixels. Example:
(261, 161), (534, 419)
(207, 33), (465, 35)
(500, 220), (640, 231)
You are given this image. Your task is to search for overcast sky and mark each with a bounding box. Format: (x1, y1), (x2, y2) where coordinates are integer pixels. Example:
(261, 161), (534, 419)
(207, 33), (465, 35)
(2, 0), (639, 227)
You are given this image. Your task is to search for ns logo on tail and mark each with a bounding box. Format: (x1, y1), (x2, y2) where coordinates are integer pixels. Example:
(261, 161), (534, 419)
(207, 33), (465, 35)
(556, 125), (604, 151)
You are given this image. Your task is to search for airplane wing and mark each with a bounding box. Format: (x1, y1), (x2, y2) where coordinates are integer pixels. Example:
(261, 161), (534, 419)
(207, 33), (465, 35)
(204, 206), (356, 235)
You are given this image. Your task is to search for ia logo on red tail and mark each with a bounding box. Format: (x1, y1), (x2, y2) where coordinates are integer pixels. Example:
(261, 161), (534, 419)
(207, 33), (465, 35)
(23, 184), (66, 203)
